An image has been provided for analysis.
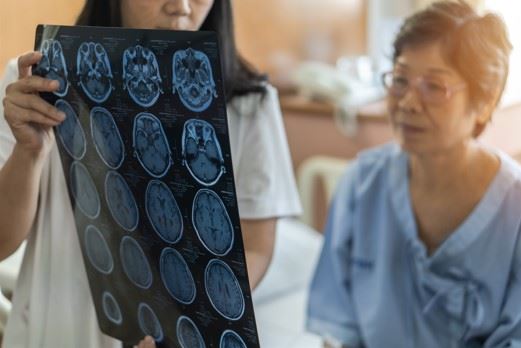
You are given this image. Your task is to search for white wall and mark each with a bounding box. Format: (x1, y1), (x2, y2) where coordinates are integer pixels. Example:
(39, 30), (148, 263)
(486, 0), (521, 107)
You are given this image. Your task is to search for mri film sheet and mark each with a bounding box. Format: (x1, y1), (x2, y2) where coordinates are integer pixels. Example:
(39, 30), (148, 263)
(34, 25), (259, 348)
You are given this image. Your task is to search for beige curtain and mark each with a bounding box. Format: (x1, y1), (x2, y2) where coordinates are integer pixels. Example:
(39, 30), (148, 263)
(415, 0), (486, 12)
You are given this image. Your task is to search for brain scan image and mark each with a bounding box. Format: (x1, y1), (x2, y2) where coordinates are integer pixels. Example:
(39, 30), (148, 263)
(70, 161), (100, 219)
(102, 291), (123, 325)
(172, 48), (217, 112)
(137, 303), (164, 342)
(105, 171), (139, 231)
(55, 99), (86, 160)
(122, 45), (163, 107)
(204, 259), (245, 320)
(35, 39), (69, 96)
(90, 106), (125, 169)
(159, 248), (196, 305)
(77, 42), (113, 103)
(220, 330), (247, 348)
(84, 225), (113, 274)
(120, 236), (153, 289)
(133, 112), (172, 178)
(182, 119), (225, 186)
(176, 315), (206, 348)
(145, 180), (183, 243)
(192, 189), (233, 256)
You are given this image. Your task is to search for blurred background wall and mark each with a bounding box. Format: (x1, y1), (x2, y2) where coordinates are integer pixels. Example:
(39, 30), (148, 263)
(0, 0), (84, 72)
(233, 0), (367, 88)
(0, 0), (367, 79)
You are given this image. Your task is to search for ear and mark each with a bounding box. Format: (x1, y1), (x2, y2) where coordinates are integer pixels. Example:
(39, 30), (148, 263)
(477, 101), (495, 124)
(472, 101), (496, 138)
(472, 88), (501, 137)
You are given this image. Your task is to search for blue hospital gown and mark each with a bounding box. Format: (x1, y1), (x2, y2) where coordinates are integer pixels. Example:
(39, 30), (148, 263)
(307, 143), (521, 348)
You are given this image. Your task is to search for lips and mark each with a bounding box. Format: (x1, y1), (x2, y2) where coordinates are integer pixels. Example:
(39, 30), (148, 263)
(396, 122), (426, 134)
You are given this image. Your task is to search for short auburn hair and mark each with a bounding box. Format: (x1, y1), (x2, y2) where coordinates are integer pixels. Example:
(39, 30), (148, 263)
(392, 0), (512, 134)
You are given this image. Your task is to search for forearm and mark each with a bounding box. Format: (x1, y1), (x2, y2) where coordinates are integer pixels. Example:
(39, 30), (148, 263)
(241, 218), (276, 290)
(324, 340), (350, 348)
(245, 246), (273, 289)
(0, 144), (45, 260)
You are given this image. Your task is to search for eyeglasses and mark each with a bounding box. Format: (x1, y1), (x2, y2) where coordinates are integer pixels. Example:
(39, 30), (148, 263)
(381, 71), (466, 104)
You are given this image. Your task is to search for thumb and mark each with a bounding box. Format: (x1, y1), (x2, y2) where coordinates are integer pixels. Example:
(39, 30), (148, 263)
(18, 51), (43, 79)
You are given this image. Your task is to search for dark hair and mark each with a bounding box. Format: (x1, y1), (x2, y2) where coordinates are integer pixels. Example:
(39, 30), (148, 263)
(76, 0), (267, 102)
(392, 0), (512, 134)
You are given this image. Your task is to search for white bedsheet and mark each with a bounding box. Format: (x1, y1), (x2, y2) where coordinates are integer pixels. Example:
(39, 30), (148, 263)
(254, 218), (323, 347)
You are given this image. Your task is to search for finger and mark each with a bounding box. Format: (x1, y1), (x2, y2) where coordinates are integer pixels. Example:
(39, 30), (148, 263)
(9, 93), (65, 122)
(143, 336), (155, 348)
(14, 75), (60, 94)
(18, 51), (43, 79)
(5, 100), (62, 127)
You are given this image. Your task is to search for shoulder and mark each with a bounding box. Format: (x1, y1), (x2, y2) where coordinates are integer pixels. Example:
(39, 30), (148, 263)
(2, 59), (19, 81)
(1, 59), (19, 91)
(356, 142), (401, 172)
(498, 151), (521, 182)
(344, 143), (403, 191)
(227, 82), (278, 118)
(332, 143), (403, 211)
(494, 150), (521, 202)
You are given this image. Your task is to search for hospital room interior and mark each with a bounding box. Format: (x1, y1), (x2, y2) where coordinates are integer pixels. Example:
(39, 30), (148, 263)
(0, 0), (521, 348)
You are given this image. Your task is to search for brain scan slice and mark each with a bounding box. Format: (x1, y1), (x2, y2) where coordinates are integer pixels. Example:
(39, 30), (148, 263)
(137, 303), (164, 342)
(182, 119), (225, 186)
(192, 189), (233, 256)
(145, 180), (183, 243)
(172, 48), (217, 112)
(55, 99), (86, 160)
(35, 39), (69, 96)
(120, 236), (153, 289)
(105, 171), (139, 231)
(220, 330), (247, 348)
(176, 316), (206, 348)
(77, 42), (113, 103)
(84, 225), (113, 274)
(159, 248), (196, 304)
(70, 161), (100, 219)
(133, 112), (172, 178)
(204, 259), (245, 320)
(90, 106), (125, 169)
(123, 45), (163, 107)
(102, 291), (123, 325)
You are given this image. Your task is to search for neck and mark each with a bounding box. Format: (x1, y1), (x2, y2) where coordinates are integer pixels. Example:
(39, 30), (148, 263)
(409, 140), (482, 191)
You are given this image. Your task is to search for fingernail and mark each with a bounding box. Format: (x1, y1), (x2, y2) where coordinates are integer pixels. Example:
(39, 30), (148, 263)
(57, 111), (66, 119)
(52, 80), (60, 88)
(145, 336), (154, 343)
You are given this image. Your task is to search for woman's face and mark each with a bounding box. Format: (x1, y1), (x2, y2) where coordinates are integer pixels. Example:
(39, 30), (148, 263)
(387, 41), (481, 155)
(120, 0), (214, 31)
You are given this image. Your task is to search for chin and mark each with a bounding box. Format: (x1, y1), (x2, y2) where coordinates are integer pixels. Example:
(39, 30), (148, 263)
(395, 137), (431, 155)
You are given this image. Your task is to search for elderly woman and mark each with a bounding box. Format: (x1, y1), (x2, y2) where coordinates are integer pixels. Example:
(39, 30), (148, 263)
(307, 1), (519, 347)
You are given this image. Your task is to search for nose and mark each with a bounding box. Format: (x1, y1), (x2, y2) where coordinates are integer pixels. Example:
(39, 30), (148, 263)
(397, 84), (423, 113)
(164, 0), (191, 16)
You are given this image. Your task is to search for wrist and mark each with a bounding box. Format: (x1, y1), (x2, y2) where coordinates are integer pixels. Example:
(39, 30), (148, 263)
(12, 143), (48, 167)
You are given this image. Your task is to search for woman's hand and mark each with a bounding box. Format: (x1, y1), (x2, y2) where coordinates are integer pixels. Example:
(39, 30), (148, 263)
(135, 336), (156, 348)
(2, 51), (65, 159)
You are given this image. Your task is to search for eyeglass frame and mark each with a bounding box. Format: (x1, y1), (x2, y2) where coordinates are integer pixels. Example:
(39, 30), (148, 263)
(381, 70), (467, 104)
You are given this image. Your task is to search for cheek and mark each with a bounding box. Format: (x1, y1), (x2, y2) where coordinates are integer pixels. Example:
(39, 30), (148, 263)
(192, 6), (210, 30)
(441, 99), (476, 135)
(386, 97), (399, 123)
(191, 2), (214, 27)
(428, 108), (476, 146)
(122, 0), (161, 28)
